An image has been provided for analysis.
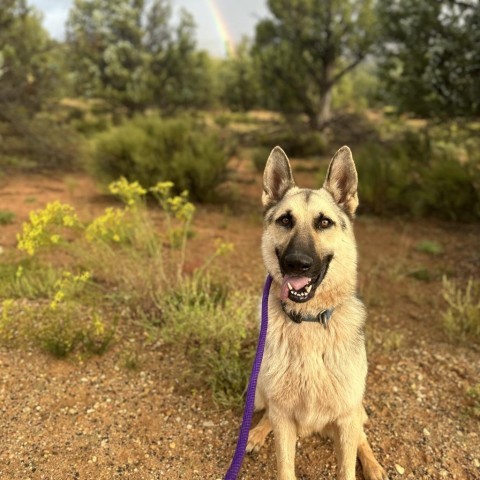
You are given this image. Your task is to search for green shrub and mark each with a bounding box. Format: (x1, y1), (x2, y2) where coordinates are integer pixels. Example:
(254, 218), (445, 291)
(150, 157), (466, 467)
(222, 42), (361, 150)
(0, 114), (83, 172)
(416, 240), (443, 256)
(254, 128), (328, 158)
(355, 130), (480, 221)
(160, 274), (257, 407)
(71, 112), (111, 136)
(251, 147), (271, 172)
(0, 273), (115, 358)
(420, 156), (480, 221)
(91, 115), (229, 202)
(0, 210), (15, 225)
(442, 276), (480, 343)
(466, 384), (480, 419)
(0, 261), (61, 299)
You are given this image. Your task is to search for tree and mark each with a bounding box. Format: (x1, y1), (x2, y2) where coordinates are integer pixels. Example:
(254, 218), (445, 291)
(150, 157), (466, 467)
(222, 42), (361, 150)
(219, 38), (261, 112)
(0, 0), (60, 115)
(0, 1), (76, 170)
(66, 0), (212, 113)
(253, 0), (377, 129)
(66, 0), (148, 112)
(146, 6), (215, 111)
(377, 0), (480, 118)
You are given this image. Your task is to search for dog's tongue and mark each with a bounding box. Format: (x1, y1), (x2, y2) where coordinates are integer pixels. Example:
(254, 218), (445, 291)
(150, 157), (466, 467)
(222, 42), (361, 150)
(280, 276), (310, 300)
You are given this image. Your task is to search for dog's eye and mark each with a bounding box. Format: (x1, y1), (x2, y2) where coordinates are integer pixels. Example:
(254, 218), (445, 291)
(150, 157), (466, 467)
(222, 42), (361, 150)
(318, 217), (333, 229)
(277, 214), (293, 228)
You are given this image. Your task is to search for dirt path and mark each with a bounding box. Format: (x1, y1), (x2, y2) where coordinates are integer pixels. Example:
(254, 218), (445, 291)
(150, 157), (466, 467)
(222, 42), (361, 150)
(0, 169), (479, 479)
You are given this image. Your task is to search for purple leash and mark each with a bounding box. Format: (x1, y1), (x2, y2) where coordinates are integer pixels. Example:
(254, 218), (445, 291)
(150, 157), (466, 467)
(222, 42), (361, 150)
(224, 274), (272, 480)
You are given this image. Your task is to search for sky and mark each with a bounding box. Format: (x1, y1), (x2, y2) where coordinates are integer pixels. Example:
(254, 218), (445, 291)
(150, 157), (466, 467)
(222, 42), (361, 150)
(29, 0), (269, 57)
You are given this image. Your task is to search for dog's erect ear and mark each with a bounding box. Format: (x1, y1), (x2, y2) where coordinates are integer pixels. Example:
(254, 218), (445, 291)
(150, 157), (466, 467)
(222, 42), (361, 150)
(323, 146), (359, 217)
(262, 146), (295, 209)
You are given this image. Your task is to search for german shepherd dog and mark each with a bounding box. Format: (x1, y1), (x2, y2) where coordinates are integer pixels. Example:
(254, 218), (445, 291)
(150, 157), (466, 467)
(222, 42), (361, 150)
(247, 146), (388, 480)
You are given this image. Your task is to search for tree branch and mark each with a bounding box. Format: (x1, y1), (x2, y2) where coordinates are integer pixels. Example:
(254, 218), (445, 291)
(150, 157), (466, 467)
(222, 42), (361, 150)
(330, 55), (365, 87)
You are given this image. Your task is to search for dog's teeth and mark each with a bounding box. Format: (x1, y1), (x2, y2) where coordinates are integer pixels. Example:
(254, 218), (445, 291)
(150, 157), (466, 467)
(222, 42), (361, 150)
(306, 285), (312, 293)
(287, 282), (293, 290)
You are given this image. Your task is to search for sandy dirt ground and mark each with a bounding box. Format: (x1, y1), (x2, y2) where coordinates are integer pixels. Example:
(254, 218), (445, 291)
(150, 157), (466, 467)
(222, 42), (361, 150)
(0, 163), (479, 479)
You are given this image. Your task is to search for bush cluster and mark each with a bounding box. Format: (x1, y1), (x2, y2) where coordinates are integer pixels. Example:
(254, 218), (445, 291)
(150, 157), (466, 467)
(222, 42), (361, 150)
(91, 116), (229, 202)
(253, 128), (328, 159)
(355, 130), (480, 222)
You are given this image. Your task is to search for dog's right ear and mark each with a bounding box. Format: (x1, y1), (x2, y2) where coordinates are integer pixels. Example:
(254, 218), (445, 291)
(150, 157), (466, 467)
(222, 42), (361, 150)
(262, 146), (295, 209)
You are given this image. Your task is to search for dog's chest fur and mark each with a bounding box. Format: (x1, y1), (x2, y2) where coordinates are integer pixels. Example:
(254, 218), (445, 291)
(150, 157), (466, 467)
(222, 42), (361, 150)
(258, 297), (367, 436)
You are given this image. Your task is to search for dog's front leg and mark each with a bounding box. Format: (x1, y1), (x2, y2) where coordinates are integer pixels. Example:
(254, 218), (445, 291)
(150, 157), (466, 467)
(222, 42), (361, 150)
(271, 412), (297, 480)
(333, 413), (362, 480)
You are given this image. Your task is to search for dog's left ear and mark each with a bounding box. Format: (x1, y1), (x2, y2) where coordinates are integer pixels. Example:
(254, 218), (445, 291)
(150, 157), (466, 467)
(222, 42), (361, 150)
(262, 146), (295, 209)
(323, 146), (359, 217)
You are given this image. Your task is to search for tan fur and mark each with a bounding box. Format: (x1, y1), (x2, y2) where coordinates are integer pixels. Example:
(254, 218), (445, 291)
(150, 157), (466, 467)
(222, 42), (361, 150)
(247, 147), (387, 480)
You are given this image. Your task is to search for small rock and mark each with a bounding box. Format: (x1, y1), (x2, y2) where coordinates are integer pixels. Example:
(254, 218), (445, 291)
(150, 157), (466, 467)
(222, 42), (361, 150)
(169, 442), (176, 449)
(395, 464), (405, 475)
(423, 428), (430, 437)
(473, 458), (480, 468)
(202, 420), (215, 428)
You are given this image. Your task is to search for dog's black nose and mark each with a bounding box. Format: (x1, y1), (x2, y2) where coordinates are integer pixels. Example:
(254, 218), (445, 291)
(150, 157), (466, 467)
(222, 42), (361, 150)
(284, 253), (313, 273)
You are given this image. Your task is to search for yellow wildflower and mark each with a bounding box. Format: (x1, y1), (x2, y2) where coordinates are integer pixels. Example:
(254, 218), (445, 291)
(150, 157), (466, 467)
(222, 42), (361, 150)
(85, 207), (126, 243)
(17, 201), (79, 256)
(109, 177), (146, 207)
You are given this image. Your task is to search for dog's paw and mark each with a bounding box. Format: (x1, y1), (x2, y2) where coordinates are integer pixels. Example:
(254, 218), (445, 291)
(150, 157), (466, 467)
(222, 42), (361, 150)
(246, 426), (268, 454)
(362, 463), (389, 480)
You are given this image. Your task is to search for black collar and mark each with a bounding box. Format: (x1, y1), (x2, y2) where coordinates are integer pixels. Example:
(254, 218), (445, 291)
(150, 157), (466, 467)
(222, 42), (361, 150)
(281, 302), (334, 328)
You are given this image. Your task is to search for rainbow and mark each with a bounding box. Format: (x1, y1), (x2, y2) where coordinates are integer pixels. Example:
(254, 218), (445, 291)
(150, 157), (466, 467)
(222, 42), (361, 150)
(206, 0), (236, 56)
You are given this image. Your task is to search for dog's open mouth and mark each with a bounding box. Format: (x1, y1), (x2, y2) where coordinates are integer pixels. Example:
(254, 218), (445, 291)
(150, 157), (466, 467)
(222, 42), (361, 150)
(279, 254), (333, 303)
(281, 275), (320, 303)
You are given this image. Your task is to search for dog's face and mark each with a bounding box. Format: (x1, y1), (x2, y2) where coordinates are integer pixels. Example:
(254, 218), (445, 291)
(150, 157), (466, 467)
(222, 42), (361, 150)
(262, 146), (359, 307)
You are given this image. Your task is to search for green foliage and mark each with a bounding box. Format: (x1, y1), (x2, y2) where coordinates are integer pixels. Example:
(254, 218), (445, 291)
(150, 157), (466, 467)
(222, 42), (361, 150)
(253, 0), (377, 127)
(466, 384), (480, 419)
(380, 331), (405, 352)
(442, 277), (480, 343)
(0, 2), (80, 170)
(0, 210), (15, 224)
(160, 273), (257, 407)
(416, 240), (443, 256)
(0, 261), (61, 299)
(254, 128), (328, 158)
(0, 273), (115, 358)
(251, 147), (272, 173)
(355, 129), (480, 221)
(219, 38), (261, 112)
(377, 0), (480, 118)
(66, 0), (214, 113)
(91, 116), (228, 202)
(0, 1), (62, 113)
(332, 62), (381, 112)
(406, 267), (433, 283)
